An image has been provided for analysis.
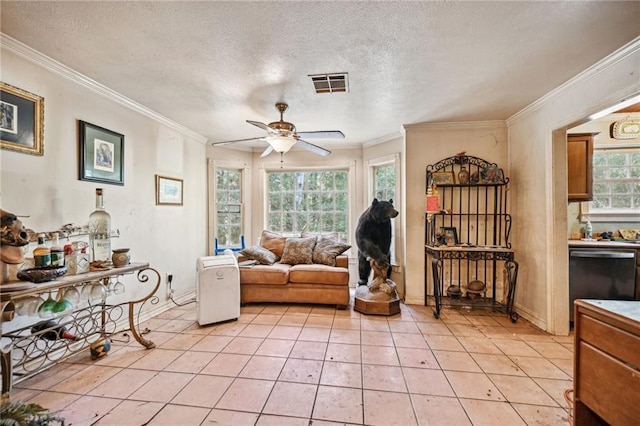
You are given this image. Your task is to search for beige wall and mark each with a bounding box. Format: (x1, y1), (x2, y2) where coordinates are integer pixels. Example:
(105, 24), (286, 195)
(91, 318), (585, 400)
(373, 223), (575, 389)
(1, 47), (208, 315)
(403, 121), (508, 305)
(507, 39), (640, 335)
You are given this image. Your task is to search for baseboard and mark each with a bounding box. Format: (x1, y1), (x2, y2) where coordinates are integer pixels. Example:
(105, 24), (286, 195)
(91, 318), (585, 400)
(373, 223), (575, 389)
(512, 302), (548, 332)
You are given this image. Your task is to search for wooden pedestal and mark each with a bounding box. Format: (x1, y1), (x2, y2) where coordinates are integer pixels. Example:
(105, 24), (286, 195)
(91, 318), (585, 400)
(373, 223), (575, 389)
(354, 285), (401, 316)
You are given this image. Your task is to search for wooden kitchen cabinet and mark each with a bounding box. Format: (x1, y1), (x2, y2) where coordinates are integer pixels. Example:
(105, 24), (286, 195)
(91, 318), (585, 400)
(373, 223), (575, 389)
(573, 299), (640, 425)
(567, 132), (598, 201)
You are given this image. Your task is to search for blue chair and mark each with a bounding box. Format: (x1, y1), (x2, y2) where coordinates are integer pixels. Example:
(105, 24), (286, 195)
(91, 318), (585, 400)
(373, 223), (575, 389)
(214, 235), (245, 255)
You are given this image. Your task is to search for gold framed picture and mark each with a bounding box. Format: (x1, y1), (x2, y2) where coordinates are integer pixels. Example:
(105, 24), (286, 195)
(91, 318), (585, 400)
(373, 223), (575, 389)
(155, 175), (183, 206)
(432, 171), (455, 185)
(0, 82), (44, 156)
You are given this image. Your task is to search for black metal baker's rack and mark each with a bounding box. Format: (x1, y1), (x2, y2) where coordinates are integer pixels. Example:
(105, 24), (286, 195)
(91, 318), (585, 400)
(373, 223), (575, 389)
(424, 154), (519, 322)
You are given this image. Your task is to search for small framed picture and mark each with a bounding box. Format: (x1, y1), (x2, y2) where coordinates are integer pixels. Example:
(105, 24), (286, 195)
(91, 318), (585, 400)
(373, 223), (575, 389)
(441, 227), (459, 246)
(79, 120), (124, 185)
(156, 175), (183, 206)
(432, 171), (455, 185)
(1, 82), (44, 156)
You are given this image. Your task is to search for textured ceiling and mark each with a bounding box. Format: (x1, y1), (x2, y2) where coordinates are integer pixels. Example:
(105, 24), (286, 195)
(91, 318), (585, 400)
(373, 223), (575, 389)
(1, 1), (639, 151)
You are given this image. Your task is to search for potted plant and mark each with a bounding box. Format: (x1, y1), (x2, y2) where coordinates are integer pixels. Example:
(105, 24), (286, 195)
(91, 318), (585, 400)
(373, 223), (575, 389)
(0, 398), (65, 425)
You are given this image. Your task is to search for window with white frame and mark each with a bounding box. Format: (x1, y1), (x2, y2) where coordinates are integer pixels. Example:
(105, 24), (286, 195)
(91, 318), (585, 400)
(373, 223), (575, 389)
(369, 155), (399, 265)
(215, 167), (243, 247)
(584, 147), (640, 220)
(373, 164), (396, 201)
(267, 169), (349, 241)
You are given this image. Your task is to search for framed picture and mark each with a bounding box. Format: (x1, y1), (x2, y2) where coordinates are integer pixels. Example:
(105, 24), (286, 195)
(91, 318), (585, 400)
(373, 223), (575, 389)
(79, 120), (124, 185)
(155, 175), (183, 206)
(432, 171), (455, 185)
(441, 227), (458, 246)
(480, 165), (502, 183)
(0, 82), (44, 156)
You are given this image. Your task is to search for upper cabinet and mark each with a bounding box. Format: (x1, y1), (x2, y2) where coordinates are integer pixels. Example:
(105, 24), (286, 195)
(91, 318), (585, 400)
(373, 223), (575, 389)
(567, 132), (598, 201)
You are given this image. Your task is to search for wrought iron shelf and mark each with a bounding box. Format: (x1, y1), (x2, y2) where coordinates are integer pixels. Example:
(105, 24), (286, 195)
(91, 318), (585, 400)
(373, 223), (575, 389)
(424, 154), (519, 322)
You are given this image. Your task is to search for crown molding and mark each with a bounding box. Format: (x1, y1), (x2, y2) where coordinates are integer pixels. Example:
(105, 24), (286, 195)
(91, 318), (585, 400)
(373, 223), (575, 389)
(403, 120), (506, 130)
(362, 131), (403, 148)
(1, 34), (208, 144)
(507, 36), (640, 126)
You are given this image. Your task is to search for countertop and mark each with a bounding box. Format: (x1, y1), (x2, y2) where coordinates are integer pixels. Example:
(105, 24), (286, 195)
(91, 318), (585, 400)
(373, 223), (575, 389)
(577, 299), (640, 325)
(568, 239), (640, 249)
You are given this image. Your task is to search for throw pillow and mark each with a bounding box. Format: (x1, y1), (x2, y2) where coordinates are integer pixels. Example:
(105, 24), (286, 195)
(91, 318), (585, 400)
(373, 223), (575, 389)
(259, 230), (286, 259)
(312, 236), (351, 266)
(280, 237), (316, 265)
(240, 245), (278, 265)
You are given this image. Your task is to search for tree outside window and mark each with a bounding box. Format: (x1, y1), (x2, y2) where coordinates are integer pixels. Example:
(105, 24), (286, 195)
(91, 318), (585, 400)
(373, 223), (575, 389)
(267, 170), (348, 241)
(216, 168), (243, 247)
(590, 149), (640, 212)
(373, 163), (397, 265)
(374, 164), (396, 201)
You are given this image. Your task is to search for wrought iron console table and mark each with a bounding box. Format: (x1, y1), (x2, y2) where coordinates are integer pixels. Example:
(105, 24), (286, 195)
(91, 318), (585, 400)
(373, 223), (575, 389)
(0, 262), (160, 397)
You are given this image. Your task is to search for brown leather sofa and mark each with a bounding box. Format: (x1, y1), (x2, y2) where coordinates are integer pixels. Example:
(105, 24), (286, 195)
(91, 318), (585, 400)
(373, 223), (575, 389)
(238, 231), (351, 309)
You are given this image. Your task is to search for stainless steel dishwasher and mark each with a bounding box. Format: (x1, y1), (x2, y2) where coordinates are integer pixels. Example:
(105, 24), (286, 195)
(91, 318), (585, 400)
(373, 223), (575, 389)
(569, 248), (637, 322)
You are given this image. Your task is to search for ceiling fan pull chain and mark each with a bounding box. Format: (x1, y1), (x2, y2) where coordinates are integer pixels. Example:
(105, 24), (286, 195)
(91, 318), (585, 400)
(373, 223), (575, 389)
(280, 152), (284, 168)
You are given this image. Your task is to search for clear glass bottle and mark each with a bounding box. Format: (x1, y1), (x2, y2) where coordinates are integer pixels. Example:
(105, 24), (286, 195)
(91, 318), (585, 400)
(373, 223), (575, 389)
(50, 231), (64, 267)
(89, 188), (112, 262)
(33, 233), (51, 267)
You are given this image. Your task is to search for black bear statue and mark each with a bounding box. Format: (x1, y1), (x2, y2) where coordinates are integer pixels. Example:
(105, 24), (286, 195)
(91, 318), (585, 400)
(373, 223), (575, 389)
(355, 198), (399, 286)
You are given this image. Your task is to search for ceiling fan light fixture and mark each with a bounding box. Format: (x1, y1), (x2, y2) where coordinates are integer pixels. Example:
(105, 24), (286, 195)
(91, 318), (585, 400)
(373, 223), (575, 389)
(266, 135), (297, 153)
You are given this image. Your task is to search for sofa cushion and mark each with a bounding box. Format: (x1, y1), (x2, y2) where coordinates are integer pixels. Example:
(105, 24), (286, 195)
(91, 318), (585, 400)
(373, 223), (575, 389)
(259, 230), (286, 259)
(289, 264), (349, 286)
(240, 263), (291, 285)
(280, 237), (316, 265)
(312, 236), (351, 266)
(240, 245), (278, 265)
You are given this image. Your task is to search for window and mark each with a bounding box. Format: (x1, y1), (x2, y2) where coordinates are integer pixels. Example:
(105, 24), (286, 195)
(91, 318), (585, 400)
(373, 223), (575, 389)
(368, 154), (400, 265)
(215, 167), (243, 247)
(373, 164), (396, 201)
(583, 147), (640, 221)
(267, 170), (349, 241)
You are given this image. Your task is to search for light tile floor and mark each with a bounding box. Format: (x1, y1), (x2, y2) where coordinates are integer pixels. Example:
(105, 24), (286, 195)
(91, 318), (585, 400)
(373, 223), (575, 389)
(11, 300), (574, 425)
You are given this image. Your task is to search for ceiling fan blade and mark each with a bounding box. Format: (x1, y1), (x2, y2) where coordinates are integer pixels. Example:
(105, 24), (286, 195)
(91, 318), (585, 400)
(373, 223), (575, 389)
(296, 130), (345, 139)
(211, 136), (263, 146)
(296, 139), (332, 156)
(247, 120), (272, 132)
(260, 145), (274, 157)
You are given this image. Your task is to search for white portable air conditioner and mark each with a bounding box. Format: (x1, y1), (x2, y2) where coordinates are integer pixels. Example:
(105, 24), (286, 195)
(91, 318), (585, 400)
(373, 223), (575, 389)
(196, 251), (240, 326)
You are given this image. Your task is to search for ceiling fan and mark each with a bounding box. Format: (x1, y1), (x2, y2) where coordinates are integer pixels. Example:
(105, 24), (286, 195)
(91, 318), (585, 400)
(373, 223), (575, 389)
(211, 102), (344, 157)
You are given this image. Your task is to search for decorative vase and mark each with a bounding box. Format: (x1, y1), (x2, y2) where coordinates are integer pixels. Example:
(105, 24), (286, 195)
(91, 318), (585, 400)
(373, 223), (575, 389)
(111, 248), (130, 267)
(458, 166), (470, 184)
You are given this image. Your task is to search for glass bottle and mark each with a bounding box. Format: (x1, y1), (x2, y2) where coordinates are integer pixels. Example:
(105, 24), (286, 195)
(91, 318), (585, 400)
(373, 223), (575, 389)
(89, 188), (112, 262)
(33, 233), (51, 267)
(50, 231), (64, 267)
(31, 320), (77, 341)
(458, 166), (470, 184)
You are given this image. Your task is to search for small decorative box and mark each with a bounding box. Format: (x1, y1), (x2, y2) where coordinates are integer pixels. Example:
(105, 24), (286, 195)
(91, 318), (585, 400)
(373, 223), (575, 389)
(65, 252), (90, 275)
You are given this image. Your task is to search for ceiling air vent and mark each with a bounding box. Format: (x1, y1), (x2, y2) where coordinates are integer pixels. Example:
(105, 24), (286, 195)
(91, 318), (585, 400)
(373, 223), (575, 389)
(309, 73), (348, 94)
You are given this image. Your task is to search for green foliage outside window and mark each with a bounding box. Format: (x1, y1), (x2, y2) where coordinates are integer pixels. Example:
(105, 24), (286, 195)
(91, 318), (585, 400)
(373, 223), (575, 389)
(591, 150), (640, 210)
(216, 168), (243, 247)
(374, 164), (396, 201)
(267, 170), (348, 240)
